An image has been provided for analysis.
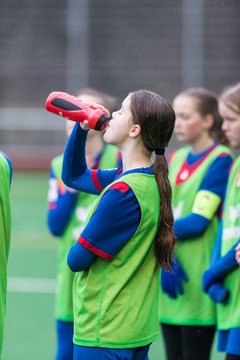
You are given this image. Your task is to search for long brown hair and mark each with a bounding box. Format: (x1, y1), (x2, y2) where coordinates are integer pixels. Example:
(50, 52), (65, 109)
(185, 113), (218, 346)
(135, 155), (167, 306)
(176, 87), (229, 145)
(131, 89), (176, 270)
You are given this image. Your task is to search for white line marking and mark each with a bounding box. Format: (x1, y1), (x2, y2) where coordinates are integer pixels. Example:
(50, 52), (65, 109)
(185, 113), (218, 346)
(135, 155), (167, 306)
(7, 277), (56, 294)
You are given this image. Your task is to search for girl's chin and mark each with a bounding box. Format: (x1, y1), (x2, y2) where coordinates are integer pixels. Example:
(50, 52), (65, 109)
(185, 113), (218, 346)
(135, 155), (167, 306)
(176, 137), (186, 143)
(230, 140), (240, 149)
(175, 134), (185, 140)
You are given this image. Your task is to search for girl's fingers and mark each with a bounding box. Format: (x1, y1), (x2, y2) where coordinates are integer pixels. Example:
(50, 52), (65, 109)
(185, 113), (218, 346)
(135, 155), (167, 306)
(90, 103), (110, 116)
(79, 120), (90, 131)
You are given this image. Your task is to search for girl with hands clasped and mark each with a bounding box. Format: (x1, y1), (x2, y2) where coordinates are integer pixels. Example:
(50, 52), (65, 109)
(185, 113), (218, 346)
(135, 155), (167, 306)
(62, 90), (176, 360)
(202, 82), (240, 360)
(159, 88), (233, 360)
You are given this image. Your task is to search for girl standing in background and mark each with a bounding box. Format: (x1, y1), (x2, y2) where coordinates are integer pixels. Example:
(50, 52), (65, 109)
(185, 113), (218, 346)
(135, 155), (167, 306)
(203, 82), (240, 360)
(159, 87), (233, 360)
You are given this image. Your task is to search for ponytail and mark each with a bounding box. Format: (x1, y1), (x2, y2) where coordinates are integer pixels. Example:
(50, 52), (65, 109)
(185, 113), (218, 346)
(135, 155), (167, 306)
(130, 89), (176, 270)
(153, 155), (175, 270)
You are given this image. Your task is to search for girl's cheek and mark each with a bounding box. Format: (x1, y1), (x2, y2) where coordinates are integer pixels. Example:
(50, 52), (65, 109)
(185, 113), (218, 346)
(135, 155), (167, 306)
(187, 122), (200, 136)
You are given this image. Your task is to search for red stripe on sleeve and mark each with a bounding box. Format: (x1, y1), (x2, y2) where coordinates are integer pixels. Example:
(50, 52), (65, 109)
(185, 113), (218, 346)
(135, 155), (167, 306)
(78, 236), (112, 260)
(91, 170), (103, 192)
(218, 152), (231, 158)
(109, 182), (129, 193)
(48, 203), (56, 210)
(57, 180), (66, 194)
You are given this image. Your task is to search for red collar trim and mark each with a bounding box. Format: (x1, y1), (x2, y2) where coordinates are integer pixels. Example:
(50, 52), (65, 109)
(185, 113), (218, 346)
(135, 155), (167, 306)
(175, 145), (217, 185)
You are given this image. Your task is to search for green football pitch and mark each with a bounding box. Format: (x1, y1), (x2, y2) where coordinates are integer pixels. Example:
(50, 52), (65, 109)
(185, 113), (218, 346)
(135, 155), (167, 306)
(2, 171), (224, 359)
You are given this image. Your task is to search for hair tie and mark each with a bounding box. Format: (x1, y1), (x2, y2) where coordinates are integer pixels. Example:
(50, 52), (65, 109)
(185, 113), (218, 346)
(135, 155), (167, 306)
(155, 148), (165, 156)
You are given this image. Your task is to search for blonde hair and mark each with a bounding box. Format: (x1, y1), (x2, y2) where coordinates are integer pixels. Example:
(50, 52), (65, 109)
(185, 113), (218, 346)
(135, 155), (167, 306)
(219, 82), (240, 114)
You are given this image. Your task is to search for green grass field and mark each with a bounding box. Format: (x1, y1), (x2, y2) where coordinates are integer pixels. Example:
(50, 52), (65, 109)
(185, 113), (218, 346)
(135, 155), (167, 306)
(2, 171), (224, 359)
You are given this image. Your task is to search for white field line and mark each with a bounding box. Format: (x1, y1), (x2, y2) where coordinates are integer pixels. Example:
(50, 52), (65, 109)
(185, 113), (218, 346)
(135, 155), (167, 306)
(7, 277), (56, 294)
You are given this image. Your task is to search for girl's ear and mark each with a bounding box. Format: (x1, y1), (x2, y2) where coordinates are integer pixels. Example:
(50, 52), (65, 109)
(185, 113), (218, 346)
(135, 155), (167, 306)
(129, 124), (141, 138)
(203, 114), (214, 130)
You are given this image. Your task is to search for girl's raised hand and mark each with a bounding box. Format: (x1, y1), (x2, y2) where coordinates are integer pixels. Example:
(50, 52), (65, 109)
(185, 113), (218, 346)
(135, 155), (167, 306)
(90, 103), (110, 116)
(79, 120), (91, 131)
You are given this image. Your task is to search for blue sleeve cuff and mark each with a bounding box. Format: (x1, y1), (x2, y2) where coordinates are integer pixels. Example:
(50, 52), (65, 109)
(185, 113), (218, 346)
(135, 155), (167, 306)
(174, 213), (209, 239)
(67, 242), (96, 272)
(203, 240), (240, 292)
(212, 241), (239, 277)
(48, 191), (78, 236)
(62, 123), (88, 188)
(208, 283), (229, 304)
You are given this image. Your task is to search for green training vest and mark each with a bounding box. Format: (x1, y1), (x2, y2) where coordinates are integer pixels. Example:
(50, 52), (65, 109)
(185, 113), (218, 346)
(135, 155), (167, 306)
(159, 145), (232, 326)
(0, 152), (11, 355)
(73, 172), (160, 348)
(217, 156), (240, 330)
(52, 145), (119, 322)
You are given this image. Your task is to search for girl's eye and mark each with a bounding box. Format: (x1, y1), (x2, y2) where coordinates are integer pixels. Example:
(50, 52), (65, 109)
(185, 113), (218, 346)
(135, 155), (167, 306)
(181, 115), (190, 120)
(226, 117), (236, 122)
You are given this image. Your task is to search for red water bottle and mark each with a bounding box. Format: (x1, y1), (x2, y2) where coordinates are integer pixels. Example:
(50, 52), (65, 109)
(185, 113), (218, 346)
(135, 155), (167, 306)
(45, 91), (110, 131)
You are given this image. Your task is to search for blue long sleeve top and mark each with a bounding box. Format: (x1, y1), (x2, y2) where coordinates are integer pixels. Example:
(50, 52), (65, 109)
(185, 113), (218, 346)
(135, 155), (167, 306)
(47, 166), (78, 236)
(62, 124), (146, 271)
(172, 146), (233, 239)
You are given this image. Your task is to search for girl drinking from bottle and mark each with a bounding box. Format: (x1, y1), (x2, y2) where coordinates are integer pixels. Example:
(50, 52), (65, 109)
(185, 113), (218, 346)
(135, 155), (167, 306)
(159, 87), (233, 360)
(61, 89), (175, 360)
